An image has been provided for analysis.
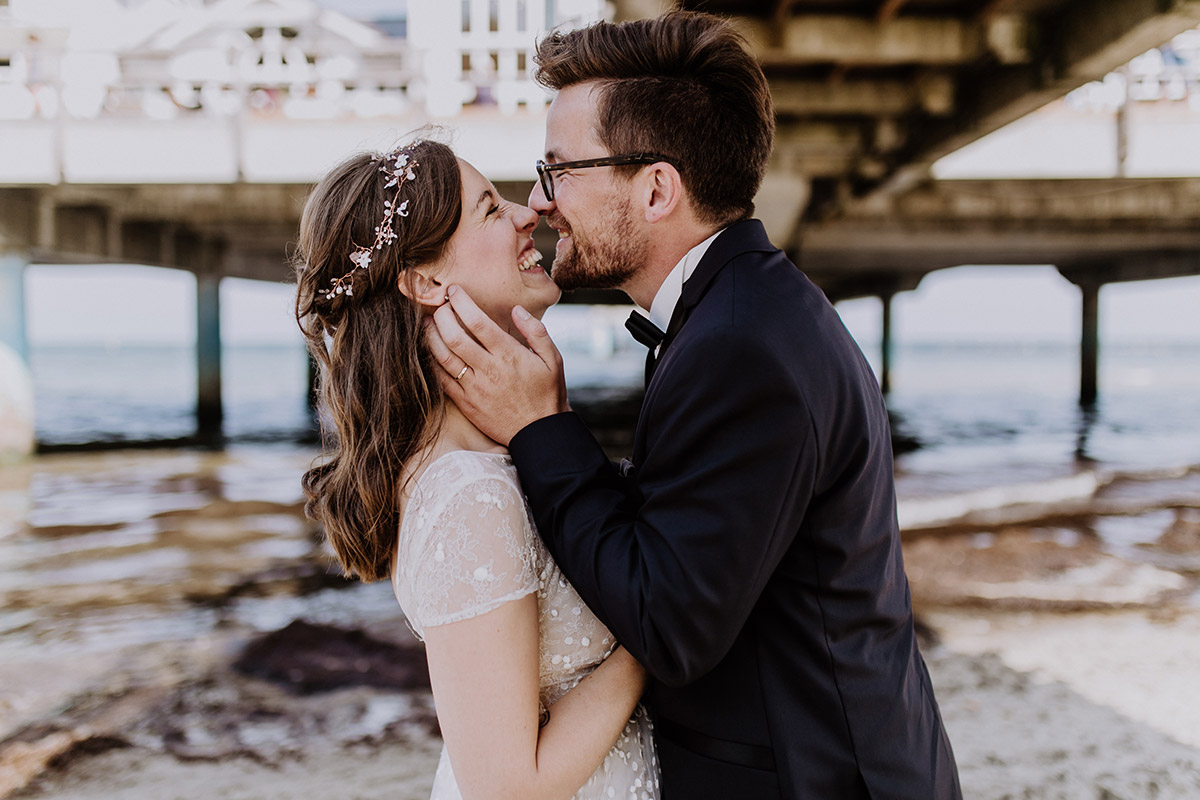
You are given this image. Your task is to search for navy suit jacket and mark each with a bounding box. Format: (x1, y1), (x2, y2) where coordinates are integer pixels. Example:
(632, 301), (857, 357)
(509, 220), (961, 799)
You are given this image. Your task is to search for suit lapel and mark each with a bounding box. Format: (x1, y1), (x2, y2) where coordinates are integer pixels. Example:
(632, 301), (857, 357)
(656, 218), (776, 360)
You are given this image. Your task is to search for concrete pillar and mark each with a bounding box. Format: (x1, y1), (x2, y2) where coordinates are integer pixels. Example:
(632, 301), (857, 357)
(1079, 282), (1100, 407)
(196, 272), (223, 445)
(0, 253), (35, 459)
(1116, 67), (1130, 178)
(880, 291), (894, 396)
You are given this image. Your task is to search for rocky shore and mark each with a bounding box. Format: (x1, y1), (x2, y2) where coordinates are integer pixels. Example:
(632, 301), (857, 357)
(2, 448), (1198, 799)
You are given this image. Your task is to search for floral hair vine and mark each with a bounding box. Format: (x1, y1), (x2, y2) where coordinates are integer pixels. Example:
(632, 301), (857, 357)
(320, 147), (420, 301)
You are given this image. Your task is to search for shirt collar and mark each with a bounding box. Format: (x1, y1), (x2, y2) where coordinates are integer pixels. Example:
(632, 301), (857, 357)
(645, 229), (723, 332)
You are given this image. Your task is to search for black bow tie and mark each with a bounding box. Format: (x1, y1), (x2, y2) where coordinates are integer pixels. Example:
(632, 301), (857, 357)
(625, 311), (665, 350)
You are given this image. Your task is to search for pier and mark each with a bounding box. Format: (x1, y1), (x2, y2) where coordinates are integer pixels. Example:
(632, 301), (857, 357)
(2, 0), (1199, 451)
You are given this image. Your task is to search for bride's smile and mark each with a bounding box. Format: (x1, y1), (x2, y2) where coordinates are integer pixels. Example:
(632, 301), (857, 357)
(418, 159), (561, 333)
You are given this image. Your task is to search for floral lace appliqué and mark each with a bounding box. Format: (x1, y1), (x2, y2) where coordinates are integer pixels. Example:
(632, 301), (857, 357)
(391, 450), (659, 800)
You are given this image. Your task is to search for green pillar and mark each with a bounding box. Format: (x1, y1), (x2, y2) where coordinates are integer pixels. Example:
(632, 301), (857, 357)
(880, 291), (894, 396)
(196, 272), (223, 445)
(0, 253), (28, 359)
(0, 252), (35, 459)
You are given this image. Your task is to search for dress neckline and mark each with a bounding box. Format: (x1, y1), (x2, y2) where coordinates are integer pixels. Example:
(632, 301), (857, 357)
(401, 448), (513, 517)
(417, 448), (511, 478)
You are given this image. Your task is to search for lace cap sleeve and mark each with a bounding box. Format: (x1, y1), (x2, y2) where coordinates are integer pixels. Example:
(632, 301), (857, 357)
(395, 454), (540, 634)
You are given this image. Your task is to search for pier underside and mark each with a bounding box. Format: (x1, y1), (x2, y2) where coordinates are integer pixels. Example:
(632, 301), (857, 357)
(3, 0), (1200, 444)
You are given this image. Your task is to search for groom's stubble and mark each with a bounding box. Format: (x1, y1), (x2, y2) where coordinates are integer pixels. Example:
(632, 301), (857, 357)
(548, 194), (649, 292)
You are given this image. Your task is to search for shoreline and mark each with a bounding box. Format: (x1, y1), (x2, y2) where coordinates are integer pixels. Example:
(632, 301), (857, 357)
(2, 446), (1198, 798)
(7, 607), (1199, 800)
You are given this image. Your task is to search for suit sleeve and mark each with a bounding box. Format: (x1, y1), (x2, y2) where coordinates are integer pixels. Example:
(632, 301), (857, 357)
(509, 326), (817, 687)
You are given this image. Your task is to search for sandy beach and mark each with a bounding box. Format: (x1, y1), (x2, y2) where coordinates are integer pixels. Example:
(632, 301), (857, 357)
(2, 448), (1199, 799)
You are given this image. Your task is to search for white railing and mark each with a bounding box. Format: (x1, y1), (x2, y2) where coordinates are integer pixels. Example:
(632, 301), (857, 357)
(0, 0), (604, 124)
(0, 0), (606, 184)
(409, 0), (601, 116)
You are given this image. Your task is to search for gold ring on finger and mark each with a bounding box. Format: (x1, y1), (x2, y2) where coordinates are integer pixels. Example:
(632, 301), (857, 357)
(455, 365), (469, 382)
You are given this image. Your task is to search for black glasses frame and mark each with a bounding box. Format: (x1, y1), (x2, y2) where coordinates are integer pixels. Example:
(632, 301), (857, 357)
(535, 153), (670, 201)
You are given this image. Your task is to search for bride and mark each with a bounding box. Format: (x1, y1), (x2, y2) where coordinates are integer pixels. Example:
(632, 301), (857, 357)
(294, 138), (659, 800)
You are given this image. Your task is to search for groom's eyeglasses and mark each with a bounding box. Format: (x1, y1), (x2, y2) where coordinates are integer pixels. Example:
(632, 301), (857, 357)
(535, 154), (670, 202)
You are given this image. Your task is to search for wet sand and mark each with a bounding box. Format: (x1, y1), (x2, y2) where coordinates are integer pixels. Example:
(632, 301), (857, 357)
(2, 448), (1199, 799)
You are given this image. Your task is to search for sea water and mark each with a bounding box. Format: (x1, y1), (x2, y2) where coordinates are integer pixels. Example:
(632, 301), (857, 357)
(26, 331), (1200, 486)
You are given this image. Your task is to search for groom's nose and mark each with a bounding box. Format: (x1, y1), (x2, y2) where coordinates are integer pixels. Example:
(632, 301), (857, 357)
(528, 182), (554, 215)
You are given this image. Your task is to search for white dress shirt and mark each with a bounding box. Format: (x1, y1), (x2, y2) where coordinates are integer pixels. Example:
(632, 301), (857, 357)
(644, 229), (724, 337)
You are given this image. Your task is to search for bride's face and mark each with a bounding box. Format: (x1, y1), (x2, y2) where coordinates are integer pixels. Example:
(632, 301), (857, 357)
(428, 160), (561, 329)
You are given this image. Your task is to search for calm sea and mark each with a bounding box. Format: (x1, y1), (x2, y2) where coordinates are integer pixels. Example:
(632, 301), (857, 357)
(25, 319), (1200, 497)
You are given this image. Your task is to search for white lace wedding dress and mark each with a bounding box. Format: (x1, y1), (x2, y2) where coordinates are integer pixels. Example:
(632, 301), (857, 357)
(392, 449), (660, 800)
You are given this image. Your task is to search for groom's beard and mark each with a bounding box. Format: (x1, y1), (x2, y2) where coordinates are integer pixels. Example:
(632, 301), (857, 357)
(549, 198), (646, 292)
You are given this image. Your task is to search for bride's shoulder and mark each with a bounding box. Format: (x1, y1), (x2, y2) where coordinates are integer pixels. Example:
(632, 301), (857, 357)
(415, 449), (517, 494)
(403, 449), (522, 524)
(394, 449), (540, 632)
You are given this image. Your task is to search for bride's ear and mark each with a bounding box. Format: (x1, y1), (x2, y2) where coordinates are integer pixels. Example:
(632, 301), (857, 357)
(398, 270), (445, 307)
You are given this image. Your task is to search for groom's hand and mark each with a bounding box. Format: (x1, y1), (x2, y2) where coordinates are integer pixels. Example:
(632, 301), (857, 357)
(427, 286), (568, 446)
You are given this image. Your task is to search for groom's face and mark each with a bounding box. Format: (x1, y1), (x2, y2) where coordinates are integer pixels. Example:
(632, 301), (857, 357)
(529, 82), (649, 293)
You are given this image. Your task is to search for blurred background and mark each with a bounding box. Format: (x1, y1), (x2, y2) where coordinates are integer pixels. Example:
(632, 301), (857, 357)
(1, 1), (1199, 798)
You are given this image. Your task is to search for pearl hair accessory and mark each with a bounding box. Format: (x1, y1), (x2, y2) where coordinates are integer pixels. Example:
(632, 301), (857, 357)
(321, 147), (420, 301)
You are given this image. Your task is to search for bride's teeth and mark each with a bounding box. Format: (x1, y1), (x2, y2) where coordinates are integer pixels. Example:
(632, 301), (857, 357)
(558, 230), (569, 239)
(518, 249), (543, 271)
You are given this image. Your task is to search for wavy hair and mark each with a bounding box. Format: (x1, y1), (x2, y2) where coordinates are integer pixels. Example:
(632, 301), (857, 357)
(534, 11), (774, 226)
(294, 139), (462, 581)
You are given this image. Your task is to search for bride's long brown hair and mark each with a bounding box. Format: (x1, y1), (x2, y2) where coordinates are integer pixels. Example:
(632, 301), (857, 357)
(294, 140), (462, 581)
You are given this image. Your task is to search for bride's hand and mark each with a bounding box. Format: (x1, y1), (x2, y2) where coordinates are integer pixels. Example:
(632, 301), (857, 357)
(427, 286), (569, 445)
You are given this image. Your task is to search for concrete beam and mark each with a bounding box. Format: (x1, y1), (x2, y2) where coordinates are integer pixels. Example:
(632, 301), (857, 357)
(52, 205), (114, 259)
(877, 0), (911, 24)
(810, 271), (923, 304)
(854, 178), (1200, 222)
(1058, 252), (1200, 285)
(0, 190), (36, 252)
(223, 245), (295, 283)
(876, 1), (1200, 197)
(802, 224), (1200, 273)
(773, 122), (866, 177)
(1, 184), (307, 271)
(771, 74), (956, 117)
(611, 0), (675, 22)
(754, 171), (811, 250)
(736, 15), (1028, 67)
(1059, 0), (1200, 80)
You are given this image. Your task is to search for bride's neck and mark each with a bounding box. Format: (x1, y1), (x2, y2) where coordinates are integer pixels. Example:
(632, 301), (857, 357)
(431, 399), (506, 456)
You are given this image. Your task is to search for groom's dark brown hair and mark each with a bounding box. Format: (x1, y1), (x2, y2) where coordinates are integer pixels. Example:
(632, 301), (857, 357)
(533, 11), (775, 227)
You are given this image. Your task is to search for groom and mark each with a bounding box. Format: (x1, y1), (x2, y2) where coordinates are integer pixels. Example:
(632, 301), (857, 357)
(429, 11), (960, 799)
